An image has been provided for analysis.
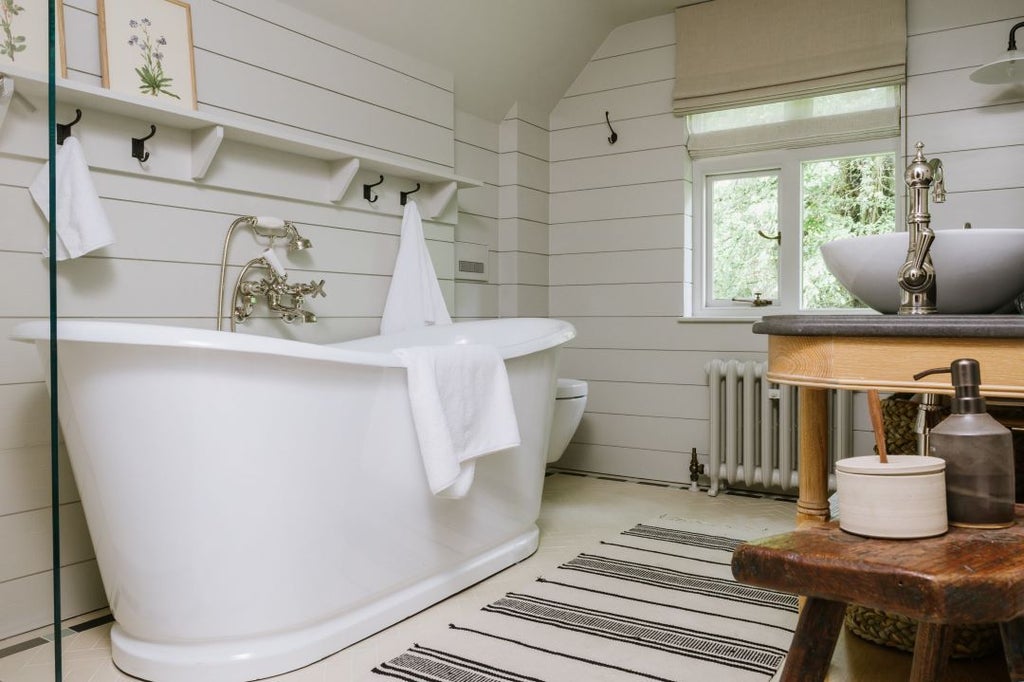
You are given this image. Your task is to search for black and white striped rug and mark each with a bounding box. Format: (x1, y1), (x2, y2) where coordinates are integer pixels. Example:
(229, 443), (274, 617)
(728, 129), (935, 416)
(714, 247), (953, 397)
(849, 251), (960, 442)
(370, 518), (798, 681)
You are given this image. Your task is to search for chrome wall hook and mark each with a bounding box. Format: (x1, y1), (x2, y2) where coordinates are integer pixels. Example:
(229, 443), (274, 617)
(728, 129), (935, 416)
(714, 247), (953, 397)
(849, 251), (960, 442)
(57, 108), (82, 145)
(363, 174), (384, 203)
(132, 124), (157, 162)
(400, 182), (420, 206)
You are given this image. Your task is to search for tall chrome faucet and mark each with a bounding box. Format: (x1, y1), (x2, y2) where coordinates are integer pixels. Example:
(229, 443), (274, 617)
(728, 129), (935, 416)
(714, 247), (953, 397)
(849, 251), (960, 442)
(897, 142), (946, 315)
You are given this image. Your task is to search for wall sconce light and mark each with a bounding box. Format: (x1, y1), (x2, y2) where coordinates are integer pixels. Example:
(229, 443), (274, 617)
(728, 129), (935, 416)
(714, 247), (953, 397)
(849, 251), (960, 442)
(970, 21), (1024, 84)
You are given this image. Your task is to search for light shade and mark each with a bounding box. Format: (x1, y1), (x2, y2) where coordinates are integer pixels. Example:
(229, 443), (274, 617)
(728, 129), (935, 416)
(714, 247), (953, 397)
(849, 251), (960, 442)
(970, 21), (1024, 84)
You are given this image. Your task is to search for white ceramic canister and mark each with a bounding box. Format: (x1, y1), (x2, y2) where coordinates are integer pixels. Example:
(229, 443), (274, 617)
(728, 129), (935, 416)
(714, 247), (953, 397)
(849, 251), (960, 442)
(835, 455), (948, 539)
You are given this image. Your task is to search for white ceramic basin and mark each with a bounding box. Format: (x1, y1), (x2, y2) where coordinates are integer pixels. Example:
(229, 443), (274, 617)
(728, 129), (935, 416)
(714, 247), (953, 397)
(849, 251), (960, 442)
(820, 228), (1024, 314)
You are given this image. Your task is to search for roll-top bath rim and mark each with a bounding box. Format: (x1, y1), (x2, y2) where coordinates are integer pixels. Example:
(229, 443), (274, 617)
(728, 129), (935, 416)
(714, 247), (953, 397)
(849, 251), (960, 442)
(11, 318), (576, 365)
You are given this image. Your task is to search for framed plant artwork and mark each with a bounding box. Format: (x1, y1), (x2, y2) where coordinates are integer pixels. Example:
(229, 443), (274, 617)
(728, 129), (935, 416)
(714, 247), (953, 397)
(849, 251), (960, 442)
(98, 0), (196, 109)
(1, 0), (67, 77)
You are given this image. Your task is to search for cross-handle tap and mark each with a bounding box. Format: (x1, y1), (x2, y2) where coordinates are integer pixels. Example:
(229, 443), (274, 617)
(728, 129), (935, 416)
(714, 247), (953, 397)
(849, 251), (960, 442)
(231, 256), (326, 326)
(267, 278), (327, 324)
(283, 278), (326, 299)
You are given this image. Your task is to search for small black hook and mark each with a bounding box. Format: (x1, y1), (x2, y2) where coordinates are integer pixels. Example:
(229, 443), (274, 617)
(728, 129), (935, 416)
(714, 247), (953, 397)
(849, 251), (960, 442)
(56, 108), (82, 146)
(132, 124), (157, 162)
(400, 182), (421, 206)
(363, 174), (384, 203)
(605, 111), (618, 145)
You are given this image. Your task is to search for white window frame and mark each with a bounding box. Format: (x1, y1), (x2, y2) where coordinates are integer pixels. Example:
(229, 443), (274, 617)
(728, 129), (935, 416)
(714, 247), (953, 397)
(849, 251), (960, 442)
(690, 137), (902, 318)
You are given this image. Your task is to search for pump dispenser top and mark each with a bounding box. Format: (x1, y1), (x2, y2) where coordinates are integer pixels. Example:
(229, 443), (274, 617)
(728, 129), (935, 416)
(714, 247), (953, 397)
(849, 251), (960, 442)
(915, 358), (986, 414)
(913, 358), (1015, 528)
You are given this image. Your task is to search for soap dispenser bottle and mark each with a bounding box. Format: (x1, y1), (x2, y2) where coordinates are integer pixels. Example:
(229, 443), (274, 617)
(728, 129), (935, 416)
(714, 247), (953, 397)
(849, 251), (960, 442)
(914, 359), (1015, 528)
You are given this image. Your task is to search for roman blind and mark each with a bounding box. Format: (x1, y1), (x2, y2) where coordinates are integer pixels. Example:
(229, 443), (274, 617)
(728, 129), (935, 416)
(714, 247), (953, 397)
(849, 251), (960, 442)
(673, 0), (907, 117)
(685, 86), (901, 158)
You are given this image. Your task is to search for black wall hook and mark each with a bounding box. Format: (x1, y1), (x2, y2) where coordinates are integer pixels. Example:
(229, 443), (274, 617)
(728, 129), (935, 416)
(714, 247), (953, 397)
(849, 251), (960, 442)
(605, 111), (618, 145)
(400, 182), (420, 206)
(363, 174), (384, 203)
(56, 108), (82, 146)
(132, 125), (157, 162)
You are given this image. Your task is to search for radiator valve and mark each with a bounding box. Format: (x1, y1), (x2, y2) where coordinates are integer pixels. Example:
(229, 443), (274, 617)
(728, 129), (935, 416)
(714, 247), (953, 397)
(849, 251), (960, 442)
(688, 447), (705, 492)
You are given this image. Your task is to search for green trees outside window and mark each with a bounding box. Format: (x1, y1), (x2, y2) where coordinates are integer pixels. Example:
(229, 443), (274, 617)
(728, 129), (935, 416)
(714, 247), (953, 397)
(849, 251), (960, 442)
(707, 151), (895, 310)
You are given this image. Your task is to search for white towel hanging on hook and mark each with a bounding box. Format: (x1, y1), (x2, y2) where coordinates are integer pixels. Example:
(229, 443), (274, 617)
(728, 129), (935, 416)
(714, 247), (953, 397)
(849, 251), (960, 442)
(380, 200), (452, 334)
(30, 137), (116, 260)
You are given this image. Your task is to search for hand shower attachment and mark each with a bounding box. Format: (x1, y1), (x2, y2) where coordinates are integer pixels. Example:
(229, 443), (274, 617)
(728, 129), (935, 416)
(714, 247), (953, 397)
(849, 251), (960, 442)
(217, 216), (323, 331)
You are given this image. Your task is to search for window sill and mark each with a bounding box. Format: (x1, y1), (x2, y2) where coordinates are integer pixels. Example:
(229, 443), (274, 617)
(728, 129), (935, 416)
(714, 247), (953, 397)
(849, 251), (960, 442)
(678, 308), (880, 323)
(676, 316), (764, 324)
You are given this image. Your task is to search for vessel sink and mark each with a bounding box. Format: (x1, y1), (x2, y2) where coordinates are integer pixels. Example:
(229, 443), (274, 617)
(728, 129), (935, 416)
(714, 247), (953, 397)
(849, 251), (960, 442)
(820, 228), (1024, 314)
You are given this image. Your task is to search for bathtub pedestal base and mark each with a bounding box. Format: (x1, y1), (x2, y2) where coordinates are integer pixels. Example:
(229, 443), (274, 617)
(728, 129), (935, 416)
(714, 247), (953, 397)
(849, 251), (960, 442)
(110, 526), (540, 682)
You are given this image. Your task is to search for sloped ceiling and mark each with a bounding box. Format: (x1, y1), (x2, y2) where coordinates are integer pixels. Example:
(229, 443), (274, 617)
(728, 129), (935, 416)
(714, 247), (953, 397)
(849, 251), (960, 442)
(278, 0), (686, 122)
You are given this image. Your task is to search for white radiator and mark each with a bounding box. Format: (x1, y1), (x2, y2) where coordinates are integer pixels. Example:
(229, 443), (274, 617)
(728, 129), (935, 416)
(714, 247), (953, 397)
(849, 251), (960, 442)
(704, 359), (853, 496)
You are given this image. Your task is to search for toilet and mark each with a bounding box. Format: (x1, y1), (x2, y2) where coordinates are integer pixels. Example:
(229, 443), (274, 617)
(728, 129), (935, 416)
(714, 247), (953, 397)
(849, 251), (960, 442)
(546, 378), (588, 463)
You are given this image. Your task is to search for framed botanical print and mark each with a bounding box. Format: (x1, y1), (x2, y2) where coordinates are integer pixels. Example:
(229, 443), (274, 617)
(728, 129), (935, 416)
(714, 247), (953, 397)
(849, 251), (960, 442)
(98, 0), (197, 109)
(1, 0), (66, 77)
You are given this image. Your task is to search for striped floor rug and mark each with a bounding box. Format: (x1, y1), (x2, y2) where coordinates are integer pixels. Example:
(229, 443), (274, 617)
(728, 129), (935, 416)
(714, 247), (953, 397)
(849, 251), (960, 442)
(370, 517), (799, 682)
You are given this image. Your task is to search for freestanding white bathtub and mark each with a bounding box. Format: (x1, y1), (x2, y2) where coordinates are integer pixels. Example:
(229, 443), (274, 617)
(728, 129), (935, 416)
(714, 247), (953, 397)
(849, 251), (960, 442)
(13, 318), (575, 682)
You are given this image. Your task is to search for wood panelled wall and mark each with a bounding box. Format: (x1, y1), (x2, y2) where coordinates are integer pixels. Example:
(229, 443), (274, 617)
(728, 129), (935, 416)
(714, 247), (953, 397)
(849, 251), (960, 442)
(498, 102), (550, 319)
(0, 0), (503, 638)
(548, 0), (1024, 481)
(455, 110), (500, 320)
(905, 0), (1024, 228)
(548, 14), (768, 481)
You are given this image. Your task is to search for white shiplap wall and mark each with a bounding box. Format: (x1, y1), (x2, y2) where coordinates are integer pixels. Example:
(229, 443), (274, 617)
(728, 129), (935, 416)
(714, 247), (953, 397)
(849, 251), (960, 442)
(548, 1), (1024, 481)
(499, 102), (551, 318)
(905, 0), (1024, 229)
(0, 0), (494, 639)
(549, 14), (769, 481)
(454, 109), (500, 319)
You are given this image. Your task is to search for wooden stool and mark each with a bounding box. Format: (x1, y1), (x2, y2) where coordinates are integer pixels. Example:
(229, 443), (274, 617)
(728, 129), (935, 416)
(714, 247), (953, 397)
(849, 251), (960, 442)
(731, 511), (1024, 682)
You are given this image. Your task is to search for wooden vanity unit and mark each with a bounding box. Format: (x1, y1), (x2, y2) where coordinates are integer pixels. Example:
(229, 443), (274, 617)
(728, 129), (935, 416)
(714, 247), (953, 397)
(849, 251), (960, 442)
(752, 315), (1024, 524)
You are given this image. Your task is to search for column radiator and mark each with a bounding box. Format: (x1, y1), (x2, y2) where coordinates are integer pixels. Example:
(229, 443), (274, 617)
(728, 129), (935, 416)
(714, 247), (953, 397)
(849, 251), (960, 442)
(704, 359), (853, 496)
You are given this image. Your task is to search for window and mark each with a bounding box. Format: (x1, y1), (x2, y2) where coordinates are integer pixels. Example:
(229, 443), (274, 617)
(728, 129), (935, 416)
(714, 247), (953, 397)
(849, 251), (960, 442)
(707, 171), (780, 305)
(687, 86), (901, 317)
(692, 140), (898, 316)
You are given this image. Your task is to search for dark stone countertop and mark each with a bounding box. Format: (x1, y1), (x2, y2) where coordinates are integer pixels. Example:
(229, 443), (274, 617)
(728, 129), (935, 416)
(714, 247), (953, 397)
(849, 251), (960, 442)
(752, 315), (1024, 338)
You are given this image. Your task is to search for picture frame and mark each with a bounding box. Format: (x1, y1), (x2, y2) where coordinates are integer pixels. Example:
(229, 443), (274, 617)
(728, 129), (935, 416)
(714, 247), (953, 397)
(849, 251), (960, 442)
(98, 0), (196, 109)
(1, 0), (67, 77)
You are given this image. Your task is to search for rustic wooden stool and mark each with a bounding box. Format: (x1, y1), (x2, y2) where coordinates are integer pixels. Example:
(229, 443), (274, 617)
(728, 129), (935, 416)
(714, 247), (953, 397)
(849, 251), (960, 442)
(731, 510), (1024, 682)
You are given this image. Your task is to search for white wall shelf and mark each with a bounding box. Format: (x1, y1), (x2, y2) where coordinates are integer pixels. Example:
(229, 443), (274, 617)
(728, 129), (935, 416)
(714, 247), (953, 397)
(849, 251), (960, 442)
(1, 65), (480, 218)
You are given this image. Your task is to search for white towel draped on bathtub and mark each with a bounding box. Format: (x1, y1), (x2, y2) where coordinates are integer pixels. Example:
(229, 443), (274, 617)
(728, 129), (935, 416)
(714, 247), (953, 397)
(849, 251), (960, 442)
(29, 137), (116, 260)
(394, 344), (521, 499)
(380, 200), (452, 335)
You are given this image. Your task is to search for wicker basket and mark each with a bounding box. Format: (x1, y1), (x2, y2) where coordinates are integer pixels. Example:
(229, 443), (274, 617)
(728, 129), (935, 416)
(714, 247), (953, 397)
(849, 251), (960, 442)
(875, 396), (921, 455)
(844, 606), (1000, 659)
(845, 396), (998, 659)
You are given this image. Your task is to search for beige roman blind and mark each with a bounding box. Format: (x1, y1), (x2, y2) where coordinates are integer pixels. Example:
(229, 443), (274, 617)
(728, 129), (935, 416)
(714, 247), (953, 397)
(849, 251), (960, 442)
(673, 0), (907, 117)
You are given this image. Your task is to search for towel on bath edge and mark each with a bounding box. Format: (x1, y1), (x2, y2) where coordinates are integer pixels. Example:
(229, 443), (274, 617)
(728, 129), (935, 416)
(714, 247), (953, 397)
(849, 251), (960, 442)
(394, 344), (521, 499)
(30, 137), (116, 260)
(380, 200), (452, 335)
